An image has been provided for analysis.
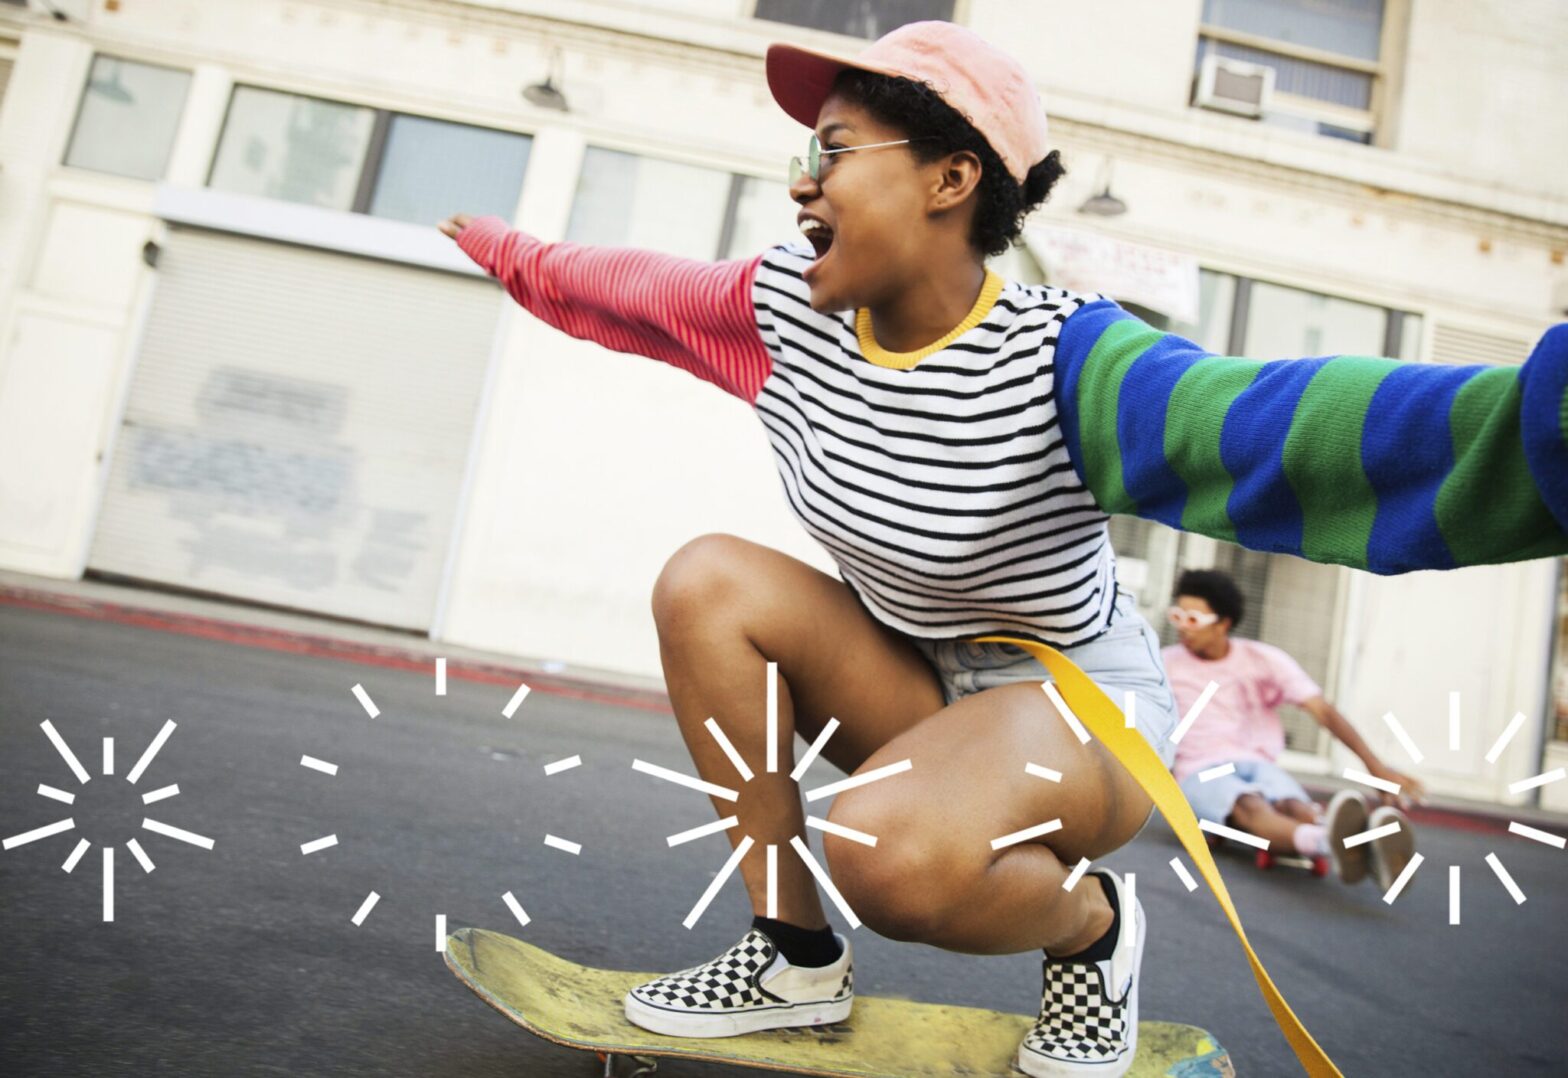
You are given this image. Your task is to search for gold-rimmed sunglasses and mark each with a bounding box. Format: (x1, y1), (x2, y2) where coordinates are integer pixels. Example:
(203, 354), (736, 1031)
(788, 132), (937, 185)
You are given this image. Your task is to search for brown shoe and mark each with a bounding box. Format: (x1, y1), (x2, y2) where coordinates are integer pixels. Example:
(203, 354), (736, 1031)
(1325, 789), (1370, 884)
(1367, 805), (1416, 892)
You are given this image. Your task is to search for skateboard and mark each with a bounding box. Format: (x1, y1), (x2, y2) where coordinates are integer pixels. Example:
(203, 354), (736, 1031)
(443, 926), (1235, 1077)
(1205, 834), (1329, 877)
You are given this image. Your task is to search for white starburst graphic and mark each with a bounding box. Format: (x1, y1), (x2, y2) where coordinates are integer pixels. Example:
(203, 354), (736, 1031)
(1368, 696), (1564, 915)
(631, 661), (912, 930)
(1163, 688), (1566, 915)
(298, 657), (584, 949)
(3, 720), (214, 922)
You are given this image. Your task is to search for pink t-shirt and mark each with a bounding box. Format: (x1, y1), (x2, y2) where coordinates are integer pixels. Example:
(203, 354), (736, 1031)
(1161, 638), (1323, 781)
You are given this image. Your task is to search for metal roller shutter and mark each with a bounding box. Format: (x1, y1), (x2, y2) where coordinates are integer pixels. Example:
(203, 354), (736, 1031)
(89, 226), (499, 630)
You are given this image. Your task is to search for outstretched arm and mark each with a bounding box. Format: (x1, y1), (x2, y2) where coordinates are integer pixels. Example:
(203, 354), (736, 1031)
(442, 214), (773, 405)
(1300, 696), (1426, 806)
(1054, 300), (1568, 574)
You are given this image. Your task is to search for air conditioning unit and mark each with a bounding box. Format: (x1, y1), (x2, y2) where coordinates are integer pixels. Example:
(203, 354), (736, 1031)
(1195, 53), (1275, 118)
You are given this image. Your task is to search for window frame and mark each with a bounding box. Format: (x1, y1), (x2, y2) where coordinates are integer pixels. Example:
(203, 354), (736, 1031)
(205, 83), (534, 220)
(61, 52), (194, 181)
(1194, 0), (1408, 148)
(566, 136), (801, 261)
(748, 0), (968, 42)
(0, 35), (18, 112)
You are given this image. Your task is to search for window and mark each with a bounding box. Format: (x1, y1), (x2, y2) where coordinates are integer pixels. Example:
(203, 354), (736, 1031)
(1110, 271), (1420, 755)
(1196, 0), (1388, 143)
(720, 175), (799, 259)
(63, 56), (192, 181)
(567, 148), (732, 258)
(0, 37), (16, 112)
(753, 0), (955, 40)
(568, 149), (800, 262)
(209, 86), (531, 222)
(367, 113), (532, 226)
(1243, 280), (1387, 358)
(209, 87), (375, 210)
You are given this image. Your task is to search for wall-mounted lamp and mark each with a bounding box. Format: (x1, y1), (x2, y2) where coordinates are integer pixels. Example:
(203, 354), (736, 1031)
(1078, 157), (1127, 217)
(522, 48), (569, 112)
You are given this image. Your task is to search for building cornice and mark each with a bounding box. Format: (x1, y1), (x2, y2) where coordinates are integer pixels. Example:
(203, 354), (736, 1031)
(14, 0), (1565, 245)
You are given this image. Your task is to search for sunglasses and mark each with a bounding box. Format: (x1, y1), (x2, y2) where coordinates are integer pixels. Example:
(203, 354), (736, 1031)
(788, 132), (935, 185)
(1167, 606), (1220, 630)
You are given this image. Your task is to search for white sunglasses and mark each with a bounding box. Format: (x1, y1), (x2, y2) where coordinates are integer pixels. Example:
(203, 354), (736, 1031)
(1167, 606), (1220, 629)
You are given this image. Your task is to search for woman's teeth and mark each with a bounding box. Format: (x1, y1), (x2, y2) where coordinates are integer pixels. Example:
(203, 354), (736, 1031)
(800, 219), (834, 259)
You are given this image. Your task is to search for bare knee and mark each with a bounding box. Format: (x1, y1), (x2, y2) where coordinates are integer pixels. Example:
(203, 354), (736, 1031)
(651, 533), (752, 634)
(1277, 798), (1319, 823)
(1229, 793), (1270, 831)
(822, 789), (963, 942)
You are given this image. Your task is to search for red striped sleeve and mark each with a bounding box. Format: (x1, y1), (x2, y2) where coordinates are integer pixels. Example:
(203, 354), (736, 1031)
(455, 215), (773, 404)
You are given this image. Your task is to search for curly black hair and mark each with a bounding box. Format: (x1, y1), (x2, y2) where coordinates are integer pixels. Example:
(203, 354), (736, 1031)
(830, 68), (1065, 259)
(1174, 569), (1245, 630)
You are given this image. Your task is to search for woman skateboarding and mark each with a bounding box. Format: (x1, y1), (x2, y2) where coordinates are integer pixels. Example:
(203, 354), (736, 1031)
(439, 20), (1568, 1077)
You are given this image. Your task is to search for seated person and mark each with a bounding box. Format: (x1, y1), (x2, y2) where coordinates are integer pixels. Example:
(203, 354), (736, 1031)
(1161, 569), (1425, 888)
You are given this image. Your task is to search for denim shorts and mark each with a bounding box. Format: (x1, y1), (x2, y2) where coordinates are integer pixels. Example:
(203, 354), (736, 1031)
(907, 588), (1179, 767)
(1179, 758), (1310, 824)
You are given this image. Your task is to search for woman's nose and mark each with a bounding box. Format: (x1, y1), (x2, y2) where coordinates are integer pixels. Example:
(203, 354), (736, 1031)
(789, 166), (821, 203)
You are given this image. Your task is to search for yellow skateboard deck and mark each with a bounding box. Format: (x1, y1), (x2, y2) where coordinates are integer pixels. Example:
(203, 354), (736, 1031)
(444, 927), (1234, 1077)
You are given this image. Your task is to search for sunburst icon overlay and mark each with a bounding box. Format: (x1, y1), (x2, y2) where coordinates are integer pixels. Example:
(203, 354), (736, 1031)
(296, 657), (586, 949)
(1047, 682), (1565, 919)
(3, 720), (215, 921)
(634, 667), (1567, 929)
(630, 661), (914, 930)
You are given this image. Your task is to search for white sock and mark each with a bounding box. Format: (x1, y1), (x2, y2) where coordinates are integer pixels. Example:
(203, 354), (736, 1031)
(1293, 822), (1328, 857)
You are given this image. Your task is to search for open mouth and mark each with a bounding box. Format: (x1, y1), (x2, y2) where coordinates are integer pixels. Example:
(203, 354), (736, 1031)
(801, 221), (835, 262)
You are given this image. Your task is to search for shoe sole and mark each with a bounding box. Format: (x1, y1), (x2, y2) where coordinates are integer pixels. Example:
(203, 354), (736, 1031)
(623, 992), (852, 1038)
(1015, 892), (1143, 1078)
(1326, 790), (1370, 885)
(1369, 808), (1415, 892)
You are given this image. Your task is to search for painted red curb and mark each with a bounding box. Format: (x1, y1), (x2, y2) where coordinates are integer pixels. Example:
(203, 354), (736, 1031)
(0, 584), (673, 715)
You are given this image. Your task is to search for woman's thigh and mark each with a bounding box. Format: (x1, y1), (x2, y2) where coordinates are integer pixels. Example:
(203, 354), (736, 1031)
(652, 533), (946, 772)
(826, 678), (1154, 875)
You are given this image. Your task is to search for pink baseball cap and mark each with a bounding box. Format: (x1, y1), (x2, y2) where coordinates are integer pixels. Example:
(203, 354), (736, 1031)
(765, 20), (1049, 184)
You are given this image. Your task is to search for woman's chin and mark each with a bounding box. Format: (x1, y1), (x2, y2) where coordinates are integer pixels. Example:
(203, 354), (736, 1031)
(804, 276), (855, 314)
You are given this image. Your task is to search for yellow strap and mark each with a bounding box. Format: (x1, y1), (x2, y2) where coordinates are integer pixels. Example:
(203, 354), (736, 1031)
(974, 635), (1344, 1078)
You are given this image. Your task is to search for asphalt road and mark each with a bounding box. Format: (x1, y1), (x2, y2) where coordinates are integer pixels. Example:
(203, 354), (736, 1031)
(1, 600), (1565, 1077)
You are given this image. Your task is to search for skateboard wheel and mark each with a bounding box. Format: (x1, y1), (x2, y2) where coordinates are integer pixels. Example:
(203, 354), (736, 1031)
(602, 1053), (659, 1077)
(1255, 850), (1274, 870)
(1311, 855), (1330, 878)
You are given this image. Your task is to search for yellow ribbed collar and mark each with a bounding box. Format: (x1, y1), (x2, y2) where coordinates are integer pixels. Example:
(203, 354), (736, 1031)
(854, 270), (1004, 370)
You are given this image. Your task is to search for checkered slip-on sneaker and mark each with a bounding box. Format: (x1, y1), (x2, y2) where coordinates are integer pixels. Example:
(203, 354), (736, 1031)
(1017, 870), (1143, 1077)
(1326, 789), (1371, 884)
(624, 928), (854, 1038)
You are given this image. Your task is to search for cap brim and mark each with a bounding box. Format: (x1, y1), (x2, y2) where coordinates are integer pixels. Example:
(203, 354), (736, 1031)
(765, 42), (903, 130)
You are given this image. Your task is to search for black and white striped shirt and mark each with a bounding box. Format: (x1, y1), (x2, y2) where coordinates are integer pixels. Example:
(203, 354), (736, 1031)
(751, 241), (1119, 646)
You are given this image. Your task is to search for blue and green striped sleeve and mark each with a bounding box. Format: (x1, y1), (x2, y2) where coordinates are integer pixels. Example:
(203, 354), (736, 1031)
(1053, 299), (1568, 574)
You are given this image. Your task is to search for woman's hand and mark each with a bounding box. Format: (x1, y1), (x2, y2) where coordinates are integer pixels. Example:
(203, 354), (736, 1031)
(437, 213), (474, 240)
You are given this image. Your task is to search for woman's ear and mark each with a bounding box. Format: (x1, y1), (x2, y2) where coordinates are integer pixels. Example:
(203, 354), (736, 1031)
(930, 150), (983, 213)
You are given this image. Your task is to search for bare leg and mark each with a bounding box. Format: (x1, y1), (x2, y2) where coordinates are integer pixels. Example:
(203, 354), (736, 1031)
(651, 534), (946, 930)
(1276, 797), (1321, 824)
(823, 681), (1154, 957)
(1229, 793), (1309, 850)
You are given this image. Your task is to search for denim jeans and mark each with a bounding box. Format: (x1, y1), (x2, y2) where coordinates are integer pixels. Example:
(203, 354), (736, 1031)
(907, 587), (1179, 767)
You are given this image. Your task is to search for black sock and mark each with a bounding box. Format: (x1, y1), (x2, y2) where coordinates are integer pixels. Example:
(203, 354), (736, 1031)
(751, 915), (843, 967)
(1049, 872), (1120, 964)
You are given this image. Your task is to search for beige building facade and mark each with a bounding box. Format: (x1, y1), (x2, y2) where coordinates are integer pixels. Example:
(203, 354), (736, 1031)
(0, 0), (1565, 808)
